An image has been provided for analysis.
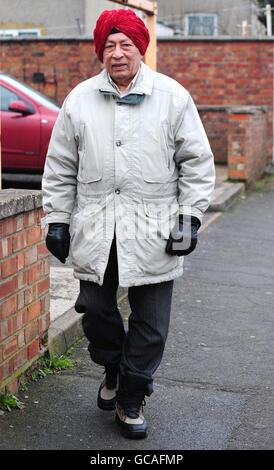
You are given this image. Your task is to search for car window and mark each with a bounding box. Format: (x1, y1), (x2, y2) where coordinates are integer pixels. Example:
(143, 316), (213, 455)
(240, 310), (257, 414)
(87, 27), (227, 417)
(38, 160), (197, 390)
(0, 85), (34, 113)
(1, 85), (21, 110)
(0, 75), (59, 110)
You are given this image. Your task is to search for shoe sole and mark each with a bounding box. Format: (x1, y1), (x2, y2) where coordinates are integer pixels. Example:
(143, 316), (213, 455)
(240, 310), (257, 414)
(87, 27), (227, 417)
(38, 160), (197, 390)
(97, 396), (116, 411)
(97, 383), (117, 411)
(97, 401), (116, 411)
(115, 413), (148, 439)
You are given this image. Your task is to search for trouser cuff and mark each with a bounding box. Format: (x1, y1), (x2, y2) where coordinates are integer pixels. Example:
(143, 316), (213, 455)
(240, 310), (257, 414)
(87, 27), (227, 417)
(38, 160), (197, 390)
(88, 343), (121, 369)
(119, 368), (154, 397)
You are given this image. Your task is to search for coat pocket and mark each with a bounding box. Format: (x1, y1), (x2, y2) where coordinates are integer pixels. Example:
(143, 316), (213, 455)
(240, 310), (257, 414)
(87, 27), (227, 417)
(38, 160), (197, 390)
(77, 123), (103, 183)
(141, 122), (176, 183)
(143, 200), (179, 239)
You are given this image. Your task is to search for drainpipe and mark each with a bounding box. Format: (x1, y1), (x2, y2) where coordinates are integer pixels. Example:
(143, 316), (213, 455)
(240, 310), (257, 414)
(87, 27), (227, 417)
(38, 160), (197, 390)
(266, 4), (272, 36)
(266, 5), (274, 164)
(273, 41), (274, 164)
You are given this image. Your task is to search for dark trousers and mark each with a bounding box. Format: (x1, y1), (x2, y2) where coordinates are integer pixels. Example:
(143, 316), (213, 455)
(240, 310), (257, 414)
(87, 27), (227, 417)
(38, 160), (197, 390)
(78, 238), (174, 396)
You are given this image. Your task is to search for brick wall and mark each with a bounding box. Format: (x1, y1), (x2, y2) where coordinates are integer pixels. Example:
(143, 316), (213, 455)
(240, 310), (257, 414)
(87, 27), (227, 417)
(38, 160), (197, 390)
(0, 38), (101, 107)
(157, 39), (272, 165)
(0, 37), (272, 165)
(227, 107), (267, 183)
(197, 105), (267, 184)
(0, 190), (50, 394)
(198, 106), (229, 163)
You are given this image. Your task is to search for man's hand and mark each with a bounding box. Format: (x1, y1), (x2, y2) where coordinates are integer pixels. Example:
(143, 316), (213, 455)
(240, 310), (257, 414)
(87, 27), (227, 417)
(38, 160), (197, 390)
(165, 215), (201, 256)
(46, 223), (70, 264)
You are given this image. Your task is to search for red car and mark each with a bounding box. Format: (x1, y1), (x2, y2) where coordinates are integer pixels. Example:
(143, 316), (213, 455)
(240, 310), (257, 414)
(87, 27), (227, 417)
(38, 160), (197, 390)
(1, 73), (59, 181)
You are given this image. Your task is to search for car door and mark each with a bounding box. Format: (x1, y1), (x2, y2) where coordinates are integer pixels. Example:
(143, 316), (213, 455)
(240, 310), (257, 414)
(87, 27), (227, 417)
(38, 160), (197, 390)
(1, 83), (41, 171)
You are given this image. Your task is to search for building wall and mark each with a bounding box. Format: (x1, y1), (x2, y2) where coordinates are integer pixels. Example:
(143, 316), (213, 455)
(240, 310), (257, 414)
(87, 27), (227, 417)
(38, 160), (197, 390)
(156, 0), (264, 36)
(0, 0), (85, 36)
(0, 37), (272, 165)
(0, 0), (266, 38)
(85, 0), (129, 35)
(0, 0), (142, 37)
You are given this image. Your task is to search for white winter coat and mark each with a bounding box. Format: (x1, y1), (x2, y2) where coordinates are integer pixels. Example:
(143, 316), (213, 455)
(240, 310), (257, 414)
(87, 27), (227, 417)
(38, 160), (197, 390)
(42, 62), (215, 287)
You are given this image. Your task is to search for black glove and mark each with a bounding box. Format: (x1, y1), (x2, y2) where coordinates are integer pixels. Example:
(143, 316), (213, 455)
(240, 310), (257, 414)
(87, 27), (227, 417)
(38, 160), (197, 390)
(165, 215), (201, 256)
(46, 223), (70, 264)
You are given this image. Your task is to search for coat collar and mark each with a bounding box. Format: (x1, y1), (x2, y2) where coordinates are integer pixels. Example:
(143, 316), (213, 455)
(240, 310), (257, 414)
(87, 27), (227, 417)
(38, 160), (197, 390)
(96, 62), (154, 97)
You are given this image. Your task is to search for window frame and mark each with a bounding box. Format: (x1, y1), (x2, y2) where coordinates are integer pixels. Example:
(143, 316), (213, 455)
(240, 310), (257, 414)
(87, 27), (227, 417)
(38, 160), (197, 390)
(184, 13), (218, 37)
(0, 28), (41, 38)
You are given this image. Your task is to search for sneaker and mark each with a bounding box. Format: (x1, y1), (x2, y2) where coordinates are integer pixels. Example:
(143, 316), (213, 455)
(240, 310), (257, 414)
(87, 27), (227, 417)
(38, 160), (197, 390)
(115, 390), (147, 439)
(97, 366), (119, 411)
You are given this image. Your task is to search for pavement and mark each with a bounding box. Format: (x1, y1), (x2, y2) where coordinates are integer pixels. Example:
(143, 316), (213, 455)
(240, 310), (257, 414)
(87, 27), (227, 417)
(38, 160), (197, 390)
(1, 167), (274, 452)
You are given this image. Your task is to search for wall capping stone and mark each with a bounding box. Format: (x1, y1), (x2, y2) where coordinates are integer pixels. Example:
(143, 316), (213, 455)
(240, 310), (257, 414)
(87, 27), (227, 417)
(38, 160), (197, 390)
(198, 105), (268, 114)
(158, 36), (274, 42)
(0, 189), (42, 221)
(1, 36), (274, 43)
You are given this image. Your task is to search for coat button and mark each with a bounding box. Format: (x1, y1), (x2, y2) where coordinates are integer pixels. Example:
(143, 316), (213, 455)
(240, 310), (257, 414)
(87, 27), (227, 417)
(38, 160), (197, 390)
(115, 189), (120, 195)
(116, 140), (122, 147)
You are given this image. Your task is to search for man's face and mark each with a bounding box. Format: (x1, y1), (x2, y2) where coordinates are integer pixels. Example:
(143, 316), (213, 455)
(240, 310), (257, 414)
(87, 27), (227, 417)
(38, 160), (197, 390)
(103, 32), (143, 89)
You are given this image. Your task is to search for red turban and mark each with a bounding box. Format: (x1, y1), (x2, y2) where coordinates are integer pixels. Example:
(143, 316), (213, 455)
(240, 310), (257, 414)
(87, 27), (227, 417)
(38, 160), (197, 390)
(94, 9), (150, 63)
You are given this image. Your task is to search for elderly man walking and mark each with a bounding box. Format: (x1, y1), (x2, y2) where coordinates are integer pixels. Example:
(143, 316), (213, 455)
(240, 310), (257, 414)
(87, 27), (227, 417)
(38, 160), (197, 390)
(42, 9), (215, 439)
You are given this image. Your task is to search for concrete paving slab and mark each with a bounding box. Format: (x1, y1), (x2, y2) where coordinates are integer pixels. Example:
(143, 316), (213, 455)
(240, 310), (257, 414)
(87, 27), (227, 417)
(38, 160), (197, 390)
(208, 181), (244, 212)
(227, 389), (274, 450)
(0, 339), (247, 451)
(49, 267), (79, 322)
(48, 307), (84, 356)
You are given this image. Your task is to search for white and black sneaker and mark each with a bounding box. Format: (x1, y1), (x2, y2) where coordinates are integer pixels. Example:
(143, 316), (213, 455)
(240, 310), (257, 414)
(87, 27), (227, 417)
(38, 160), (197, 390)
(115, 390), (147, 439)
(97, 366), (119, 411)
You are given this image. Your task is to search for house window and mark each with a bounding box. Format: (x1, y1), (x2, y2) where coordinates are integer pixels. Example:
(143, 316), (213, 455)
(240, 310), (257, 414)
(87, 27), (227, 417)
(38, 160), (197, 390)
(185, 14), (218, 36)
(0, 28), (41, 38)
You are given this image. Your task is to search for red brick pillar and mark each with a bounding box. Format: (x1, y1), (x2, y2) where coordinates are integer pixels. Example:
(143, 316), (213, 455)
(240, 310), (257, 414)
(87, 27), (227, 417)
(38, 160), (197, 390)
(0, 189), (50, 394)
(227, 106), (268, 185)
(198, 105), (229, 164)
